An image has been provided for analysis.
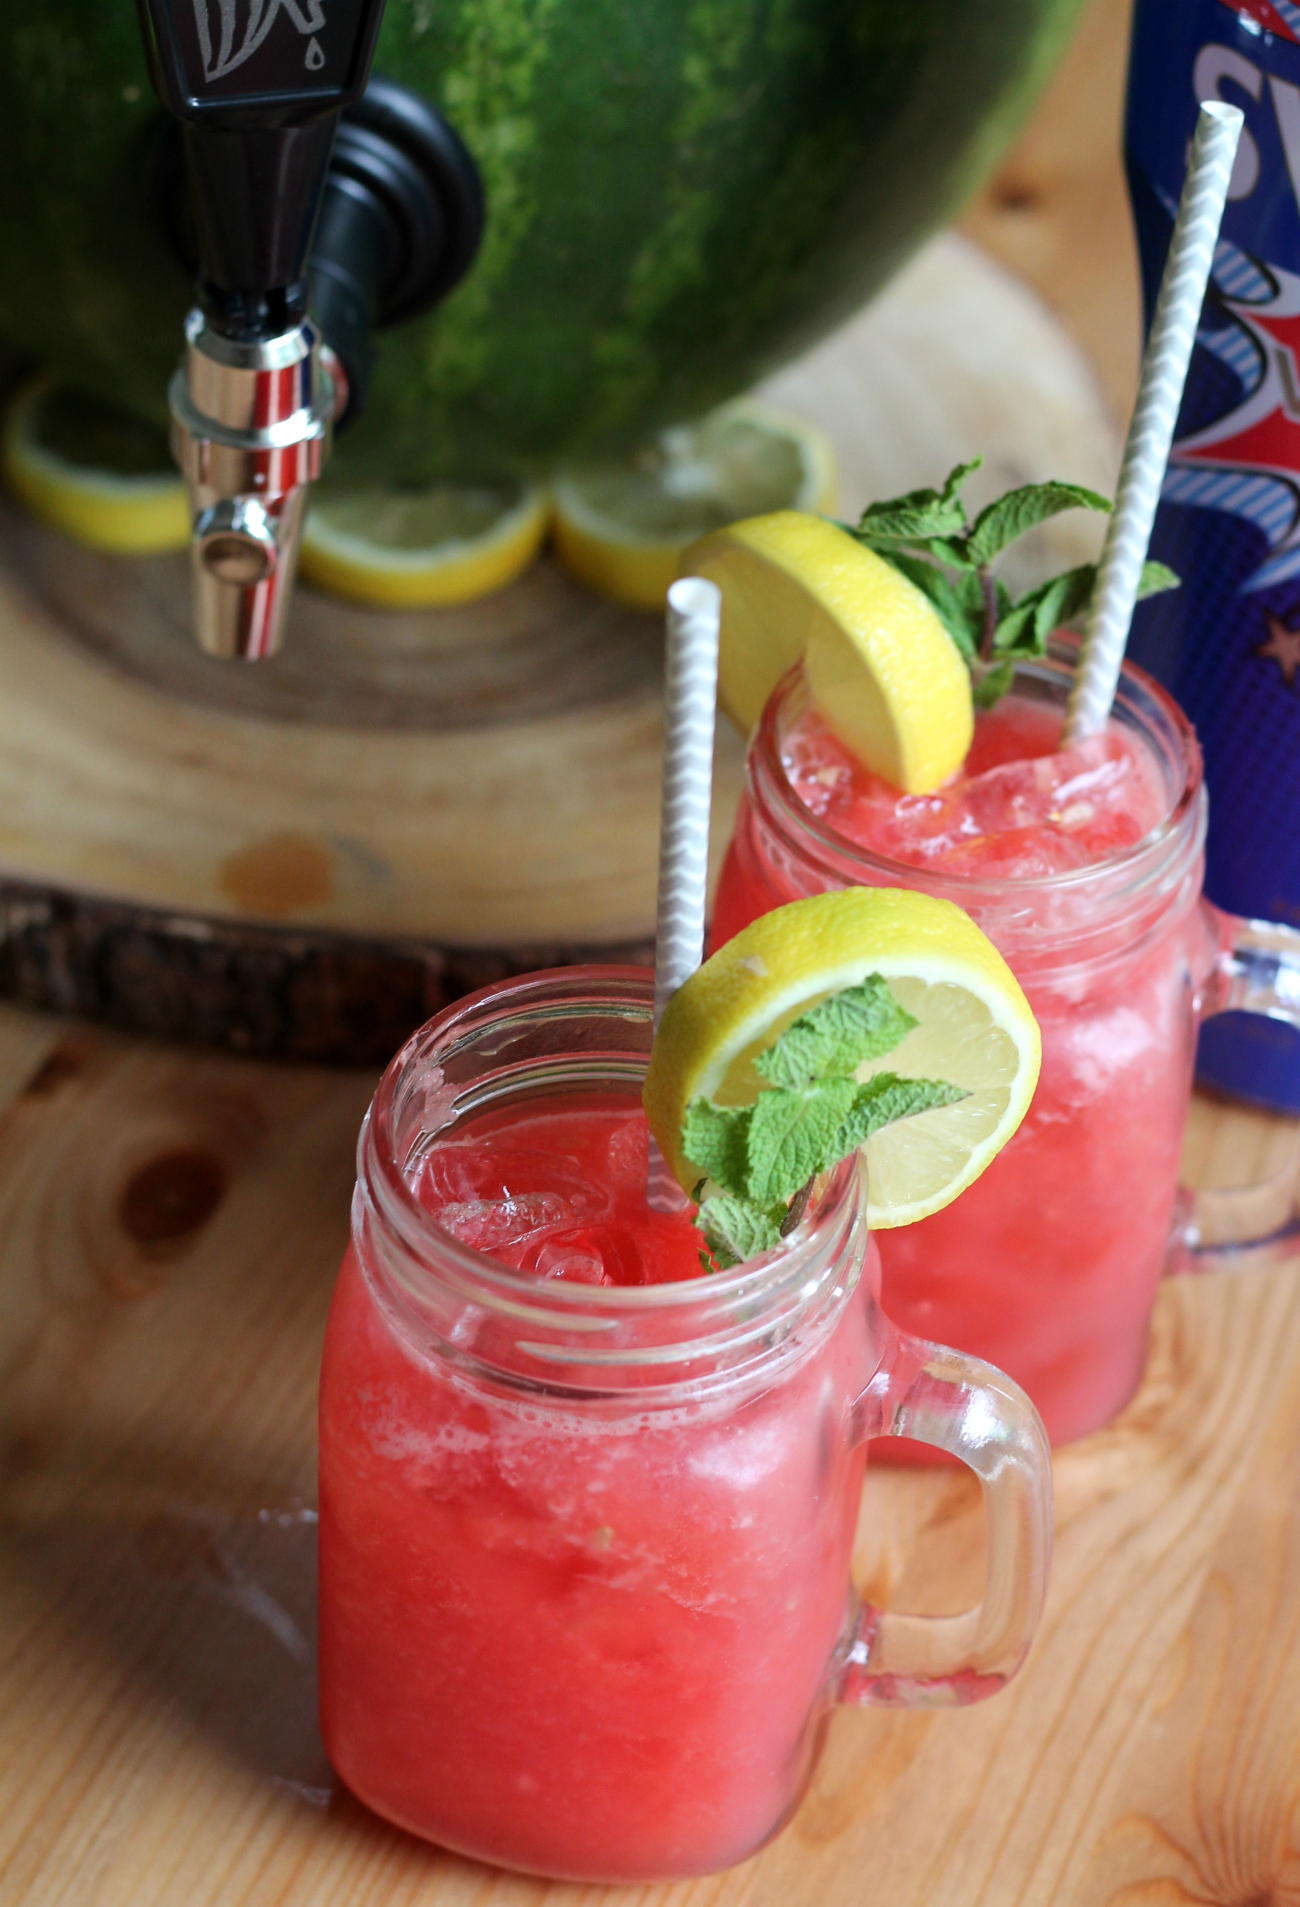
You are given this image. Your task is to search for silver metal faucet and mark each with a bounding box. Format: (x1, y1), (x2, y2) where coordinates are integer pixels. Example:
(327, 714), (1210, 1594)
(170, 308), (341, 659)
(138, 0), (482, 661)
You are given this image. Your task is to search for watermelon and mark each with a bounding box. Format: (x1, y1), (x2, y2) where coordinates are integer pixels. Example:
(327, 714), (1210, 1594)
(0, 0), (1083, 482)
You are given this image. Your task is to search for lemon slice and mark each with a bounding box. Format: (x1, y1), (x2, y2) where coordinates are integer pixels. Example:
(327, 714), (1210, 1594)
(682, 510), (973, 792)
(643, 887), (1039, 1229)
(682, 507), (968, 789)
(300, 475), (551, 608)
(2, 375), (188, 554)
(551, 400), (837, 612)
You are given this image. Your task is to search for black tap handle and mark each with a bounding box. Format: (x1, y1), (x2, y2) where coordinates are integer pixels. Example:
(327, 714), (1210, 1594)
(308, 78), (484, 416)
(136, 0), (388, 338)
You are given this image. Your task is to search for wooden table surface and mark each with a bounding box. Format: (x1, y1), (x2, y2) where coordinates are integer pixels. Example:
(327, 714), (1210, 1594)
(8, 1), (1300, 1899)
(3, 1002), (1300, 1907)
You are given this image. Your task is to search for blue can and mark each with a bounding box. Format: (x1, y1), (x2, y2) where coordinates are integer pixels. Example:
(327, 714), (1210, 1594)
(1126, 0), (1300, 1109)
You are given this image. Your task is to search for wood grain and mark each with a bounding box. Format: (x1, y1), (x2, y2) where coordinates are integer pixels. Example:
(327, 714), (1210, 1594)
(1, 998), (1299, 1907)
(0, 514), (725, 950)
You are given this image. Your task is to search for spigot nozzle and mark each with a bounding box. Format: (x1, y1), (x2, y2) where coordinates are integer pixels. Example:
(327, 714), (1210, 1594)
(195, 499), (279, 586)
(137, 0), (482, 658)
(169, 310), (337, 659)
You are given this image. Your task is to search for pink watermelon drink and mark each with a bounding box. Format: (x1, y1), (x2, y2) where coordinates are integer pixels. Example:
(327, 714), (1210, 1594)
(711, 652), (1219, 1447)
(318, 967), (1052, 1880)
(320, 1100), (872, 1878)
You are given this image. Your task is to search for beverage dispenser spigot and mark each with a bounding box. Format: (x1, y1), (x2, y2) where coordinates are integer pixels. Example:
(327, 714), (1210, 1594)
(137, 0), (483, 659)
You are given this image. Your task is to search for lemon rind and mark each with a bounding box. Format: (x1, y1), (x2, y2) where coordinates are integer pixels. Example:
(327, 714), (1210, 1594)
(2, 376), (189, 555)
(685, 509), (973, 786)
(551, 400), (838, 611)
(299, 486), (551, 607)
(644, 890), (1040, 1228)
(685, 955), (1037, 1227)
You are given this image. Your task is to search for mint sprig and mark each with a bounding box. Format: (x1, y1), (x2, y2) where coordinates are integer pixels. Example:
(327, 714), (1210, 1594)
(686, 976), (966, 1269)
(697, 1195), (784, 1268)
(844, 459), (1179, 707)
(752, 973), (916, 1086)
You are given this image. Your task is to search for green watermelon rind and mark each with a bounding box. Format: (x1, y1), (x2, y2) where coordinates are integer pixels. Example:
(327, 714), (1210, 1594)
(0, 0), (1086, 482)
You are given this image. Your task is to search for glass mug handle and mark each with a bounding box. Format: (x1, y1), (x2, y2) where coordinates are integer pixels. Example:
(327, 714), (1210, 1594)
(1180, 908), (1300, 1253)
(837, 1319), (1052, 1707)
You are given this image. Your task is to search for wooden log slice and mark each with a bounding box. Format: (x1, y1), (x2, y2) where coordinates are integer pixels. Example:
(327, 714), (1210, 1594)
(0, 511), (733, 1061)
(0, 235), (1118, 1063)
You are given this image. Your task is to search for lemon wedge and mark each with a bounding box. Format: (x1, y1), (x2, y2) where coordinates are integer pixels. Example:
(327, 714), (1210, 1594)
(682, 510), (973, 793)
(2, 375), (188, 554)
(551, 400), (836, 612)
(300, 475), (551, 607)
(643, 886), (1040, 1229)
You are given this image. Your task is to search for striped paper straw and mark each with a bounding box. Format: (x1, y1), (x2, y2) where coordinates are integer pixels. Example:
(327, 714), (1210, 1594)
(1062, 101), (1243, 744)
(646, 576), (722, 1211)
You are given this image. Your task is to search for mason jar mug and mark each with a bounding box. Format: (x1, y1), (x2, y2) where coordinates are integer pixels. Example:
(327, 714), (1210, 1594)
(711, 650), (1300, 1448)
(317, 969), (1052, 1882)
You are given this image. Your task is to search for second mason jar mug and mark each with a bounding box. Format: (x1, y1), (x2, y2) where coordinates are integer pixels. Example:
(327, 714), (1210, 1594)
(711, 646), (1300, 1449)
(317, 968), (1052, 1883)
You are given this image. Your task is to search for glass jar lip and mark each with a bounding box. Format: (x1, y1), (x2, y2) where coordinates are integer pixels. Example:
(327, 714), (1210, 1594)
(750, 643), (1204, 901)
(361, 964), (860, 1319)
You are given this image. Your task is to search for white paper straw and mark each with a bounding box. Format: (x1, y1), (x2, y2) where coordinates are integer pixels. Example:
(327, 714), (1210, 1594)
(1062, 101), (1243, 744)
(647, 576), (721, 1211)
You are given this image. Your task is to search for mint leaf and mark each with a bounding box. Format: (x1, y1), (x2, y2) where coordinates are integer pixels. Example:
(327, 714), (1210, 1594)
(972, 659), (1015, 709)
(995, 564), (1095, 656)
(681, 1098), (752, 1197)
(994, 557), (1182, 663)
(966, 482), (1110, 568)
(692, 1074), (968, 1267)
(941, 457), (984, 506)
(695, 1194), (783, 1268)
(841, 460), (1180, 714)
(837, 1073), (968, 1150)
(754, 975), (918, 1089)
(853, 496), (966, 549)
(1137, 558), (1180, 599)
(744, 1077), (858, 1206)
(851, 457), (981, 554)
(680, 977), (972, 1272)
